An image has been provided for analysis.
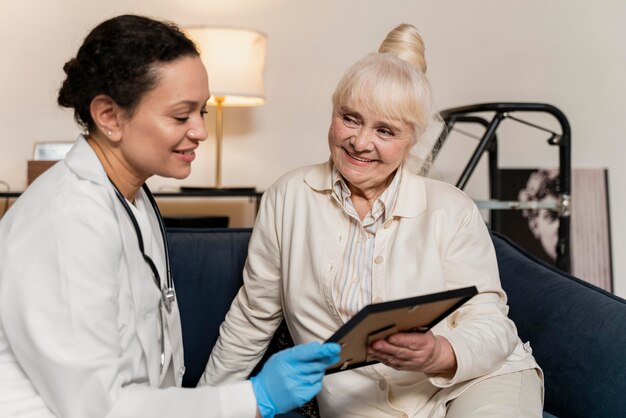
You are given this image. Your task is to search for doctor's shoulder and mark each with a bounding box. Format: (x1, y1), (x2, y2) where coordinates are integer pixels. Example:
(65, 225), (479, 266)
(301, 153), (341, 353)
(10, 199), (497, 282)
(3, 162), (120, 239)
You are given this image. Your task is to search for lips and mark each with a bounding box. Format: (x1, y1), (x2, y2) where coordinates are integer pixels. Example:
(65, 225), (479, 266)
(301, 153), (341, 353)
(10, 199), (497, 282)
(344, 148), (376, 163)
(174, 148), (196, 163)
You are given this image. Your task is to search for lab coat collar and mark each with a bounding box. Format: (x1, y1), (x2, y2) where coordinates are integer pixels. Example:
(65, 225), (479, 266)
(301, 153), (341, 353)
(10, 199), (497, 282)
(304, 160), (427, 219)
(64, 135), (110, 187)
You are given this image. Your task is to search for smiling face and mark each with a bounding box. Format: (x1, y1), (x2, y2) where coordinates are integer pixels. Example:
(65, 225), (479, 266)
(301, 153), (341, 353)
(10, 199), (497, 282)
(328, 102), (415, 198)
(117, 55), (210, 182)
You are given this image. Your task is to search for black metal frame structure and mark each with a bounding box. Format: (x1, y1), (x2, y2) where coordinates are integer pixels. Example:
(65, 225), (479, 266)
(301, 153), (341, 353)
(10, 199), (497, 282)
(432, 102), (571, 272)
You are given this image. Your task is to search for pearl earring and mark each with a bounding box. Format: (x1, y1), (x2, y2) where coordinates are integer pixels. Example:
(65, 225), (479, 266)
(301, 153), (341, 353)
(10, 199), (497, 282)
(107, 130), (112, 136)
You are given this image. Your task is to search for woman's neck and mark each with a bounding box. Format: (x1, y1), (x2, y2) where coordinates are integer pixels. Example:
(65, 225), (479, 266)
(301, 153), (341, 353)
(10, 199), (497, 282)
(347, 184), (385, 221)
(87, 135), (144, 201)
(346, 173), (395, 220)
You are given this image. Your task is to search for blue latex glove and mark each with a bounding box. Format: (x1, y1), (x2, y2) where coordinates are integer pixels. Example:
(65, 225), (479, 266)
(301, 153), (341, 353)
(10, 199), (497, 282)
(250, 342), (341, 418)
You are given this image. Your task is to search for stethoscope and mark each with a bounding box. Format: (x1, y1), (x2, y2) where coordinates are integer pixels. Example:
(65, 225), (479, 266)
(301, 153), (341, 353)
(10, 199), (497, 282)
(109, 178), (175, 371)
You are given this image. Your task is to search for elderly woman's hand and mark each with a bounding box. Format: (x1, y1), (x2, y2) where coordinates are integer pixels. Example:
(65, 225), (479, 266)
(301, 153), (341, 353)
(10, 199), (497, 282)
(366, 331), (457, 377)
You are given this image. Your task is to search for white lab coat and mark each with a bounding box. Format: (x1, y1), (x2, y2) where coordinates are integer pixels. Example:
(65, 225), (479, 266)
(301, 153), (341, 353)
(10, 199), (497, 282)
(0, 136), (256, 418)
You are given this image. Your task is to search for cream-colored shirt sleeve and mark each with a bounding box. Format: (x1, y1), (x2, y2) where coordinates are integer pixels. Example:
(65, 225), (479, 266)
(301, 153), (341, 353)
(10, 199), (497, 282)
(428, 203), (519, 387)
(200, 188), (285, 386)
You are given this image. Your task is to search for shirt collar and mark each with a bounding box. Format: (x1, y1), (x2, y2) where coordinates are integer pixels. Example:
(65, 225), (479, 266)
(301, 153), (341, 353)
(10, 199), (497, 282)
(304, 160), (427, 219)
(330, 163), (402, 223)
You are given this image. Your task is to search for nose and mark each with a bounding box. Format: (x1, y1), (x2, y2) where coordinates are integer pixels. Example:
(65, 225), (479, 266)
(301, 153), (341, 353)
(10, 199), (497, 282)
(350, 129), (374, 152)
(188, 117), (208, 142)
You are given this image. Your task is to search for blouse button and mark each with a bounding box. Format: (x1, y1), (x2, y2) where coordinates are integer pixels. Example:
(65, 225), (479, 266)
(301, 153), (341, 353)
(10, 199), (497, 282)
(379, 379), (387, 390)
(374, 255), (384, 264)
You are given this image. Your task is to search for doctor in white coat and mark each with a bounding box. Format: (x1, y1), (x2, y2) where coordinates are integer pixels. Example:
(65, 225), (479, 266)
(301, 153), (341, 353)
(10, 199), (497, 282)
(0, 14), (339, 418)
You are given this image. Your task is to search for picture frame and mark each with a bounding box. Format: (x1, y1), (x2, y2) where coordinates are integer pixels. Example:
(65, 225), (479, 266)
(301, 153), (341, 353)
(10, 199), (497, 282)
(32, 142), (74, 161)
(495, 168), (613, 292)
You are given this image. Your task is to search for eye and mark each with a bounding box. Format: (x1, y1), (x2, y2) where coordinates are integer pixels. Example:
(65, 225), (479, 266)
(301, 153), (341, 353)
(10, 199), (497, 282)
(376, 127), (395, 138)
(200, 108), (208, 118)
(342, 114), (360, 127)
(174, 116), (190, 123)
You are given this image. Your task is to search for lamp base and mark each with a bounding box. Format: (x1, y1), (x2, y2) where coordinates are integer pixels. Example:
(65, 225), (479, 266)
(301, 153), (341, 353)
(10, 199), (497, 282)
(180, 186), (258, 195)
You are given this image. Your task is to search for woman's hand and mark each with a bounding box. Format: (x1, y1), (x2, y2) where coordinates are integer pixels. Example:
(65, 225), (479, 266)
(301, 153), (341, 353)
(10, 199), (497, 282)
(367, 331), (457, 377)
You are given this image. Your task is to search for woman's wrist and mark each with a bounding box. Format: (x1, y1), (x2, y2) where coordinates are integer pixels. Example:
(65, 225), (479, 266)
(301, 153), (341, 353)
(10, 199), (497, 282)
(423, 336), (457, 377)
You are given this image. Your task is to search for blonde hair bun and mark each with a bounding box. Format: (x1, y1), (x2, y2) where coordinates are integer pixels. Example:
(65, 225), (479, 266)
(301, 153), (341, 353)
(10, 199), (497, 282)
(378, 23), (427, 75)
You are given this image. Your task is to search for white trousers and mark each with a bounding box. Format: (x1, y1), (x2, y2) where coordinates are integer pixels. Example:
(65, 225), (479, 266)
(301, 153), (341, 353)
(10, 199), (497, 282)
(446, 369), (543, 418)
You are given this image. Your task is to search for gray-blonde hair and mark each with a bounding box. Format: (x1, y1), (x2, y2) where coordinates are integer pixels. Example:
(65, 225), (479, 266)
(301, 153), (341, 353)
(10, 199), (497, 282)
(331, 24), (436, 174)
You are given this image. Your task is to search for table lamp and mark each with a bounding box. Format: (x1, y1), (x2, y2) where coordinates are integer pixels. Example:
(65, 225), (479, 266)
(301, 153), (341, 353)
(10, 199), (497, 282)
(184, 27), (267, 190)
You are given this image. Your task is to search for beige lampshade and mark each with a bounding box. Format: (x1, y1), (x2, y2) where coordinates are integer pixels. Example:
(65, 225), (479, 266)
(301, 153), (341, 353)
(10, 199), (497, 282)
(185, 27), (267, 107)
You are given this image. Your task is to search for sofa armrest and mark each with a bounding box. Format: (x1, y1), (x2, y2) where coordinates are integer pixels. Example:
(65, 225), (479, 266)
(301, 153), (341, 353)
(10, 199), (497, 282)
(492, 232), (626, 418)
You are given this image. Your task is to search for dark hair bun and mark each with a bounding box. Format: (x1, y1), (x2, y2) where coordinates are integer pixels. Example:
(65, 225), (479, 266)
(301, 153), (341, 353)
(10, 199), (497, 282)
(57, 14), (198, 131)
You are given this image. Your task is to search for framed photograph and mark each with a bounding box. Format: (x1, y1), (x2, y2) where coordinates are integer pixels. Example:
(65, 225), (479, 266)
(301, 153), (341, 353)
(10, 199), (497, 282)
(325, 286), (477, 374)
(494, 168), (613, 292)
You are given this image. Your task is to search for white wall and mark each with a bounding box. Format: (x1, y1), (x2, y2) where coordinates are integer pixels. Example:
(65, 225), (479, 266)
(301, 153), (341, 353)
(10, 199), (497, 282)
(1, 0), (625, 295)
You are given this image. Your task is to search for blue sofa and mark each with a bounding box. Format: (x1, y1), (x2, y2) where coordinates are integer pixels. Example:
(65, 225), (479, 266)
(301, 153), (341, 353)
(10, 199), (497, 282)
(167, 228), (626, 418)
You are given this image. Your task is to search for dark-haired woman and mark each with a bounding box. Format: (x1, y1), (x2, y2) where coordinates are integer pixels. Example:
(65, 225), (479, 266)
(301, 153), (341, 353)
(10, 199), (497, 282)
(0, 14), (338, 418)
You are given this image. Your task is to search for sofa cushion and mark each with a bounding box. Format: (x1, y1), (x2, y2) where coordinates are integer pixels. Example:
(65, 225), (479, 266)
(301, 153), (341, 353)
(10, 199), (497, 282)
(492, 232), (626, 418)
(168, 228), (252, 387)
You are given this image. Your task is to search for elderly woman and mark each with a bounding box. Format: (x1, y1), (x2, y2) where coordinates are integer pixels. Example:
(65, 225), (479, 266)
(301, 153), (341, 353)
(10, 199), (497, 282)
(202, 24), (542, 418)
